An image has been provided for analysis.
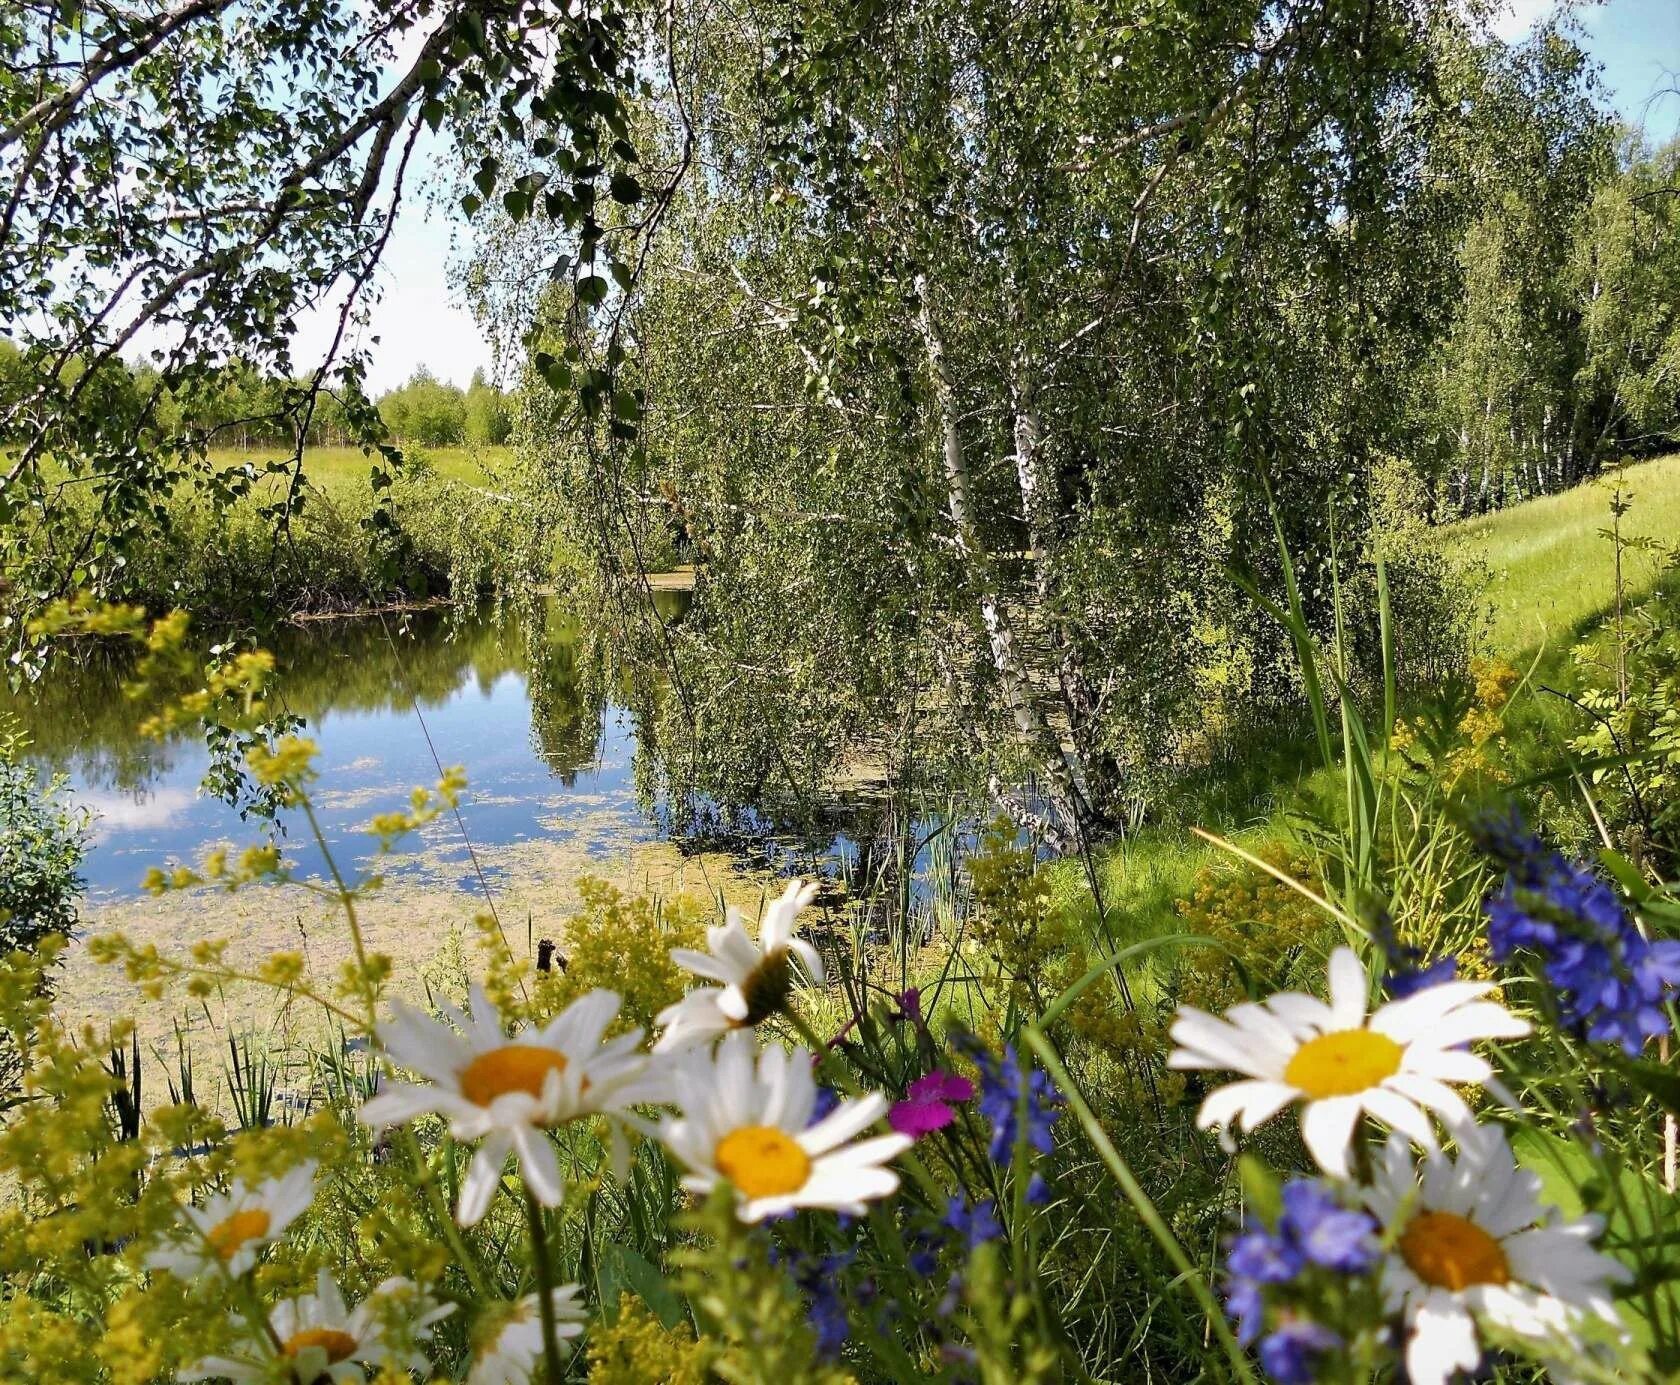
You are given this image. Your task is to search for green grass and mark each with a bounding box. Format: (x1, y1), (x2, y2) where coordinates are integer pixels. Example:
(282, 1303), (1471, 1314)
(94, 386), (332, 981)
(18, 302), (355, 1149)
(1441, 453), (1680, 658)
(205, 443), (515, 490)
(1051, 455), (1680, 953)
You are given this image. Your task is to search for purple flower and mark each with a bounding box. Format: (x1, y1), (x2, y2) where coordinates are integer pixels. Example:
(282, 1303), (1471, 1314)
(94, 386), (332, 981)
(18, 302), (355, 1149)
(1222, 1179), (1377, 1351)
(809, 1085), (841, 1125)
(1474, 811), (1680, 1054)
(1374, 910), (1457, 998)
(944, 1195), (1002, 1250)
(1226, 1227), (1303, 1288)
(895, 987), (924, 1025)
(1278, 1181), (1378, 1273)
(961, 1041), (1060, 1164)
(889, 1070), (975, 1138)
(1258, 1319), (1341, 1383)
(778, 1247), (854, 1359)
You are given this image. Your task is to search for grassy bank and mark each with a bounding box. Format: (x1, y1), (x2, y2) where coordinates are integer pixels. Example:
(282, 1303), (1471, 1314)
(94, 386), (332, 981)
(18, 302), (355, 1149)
(25, 444), (548, 622)
(204, 442), (516, 491)
(1440, 452), (1680, 656)
(1051, 454), (1680, 957)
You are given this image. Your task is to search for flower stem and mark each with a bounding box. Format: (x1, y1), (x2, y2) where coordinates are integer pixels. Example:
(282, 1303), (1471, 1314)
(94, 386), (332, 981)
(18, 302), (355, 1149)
(524, 1187), (568, 1384)
(1023, 1025), (1256, 1385)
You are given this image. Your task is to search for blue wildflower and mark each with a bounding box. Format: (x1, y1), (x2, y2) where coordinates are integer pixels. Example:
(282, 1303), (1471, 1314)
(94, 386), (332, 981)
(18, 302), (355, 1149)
(1374, 910), (1457, 998)
(1222, 1179), (1376, 1352)
(1278, 1181), (1379, 1273)
(963, 1041), (1060, 1164)
(1258, 1319), (1341, 1384)
(807, 1284), (849, 1358)
(809, 1085), (841, 1124)
(944, 1195), (1003, 1250)
(907, 1246), (940, 1277)
(1474, 811), (1680, 1054)
(775, 1246), (854, 1359)
(1225, 1274), (1266, 1346)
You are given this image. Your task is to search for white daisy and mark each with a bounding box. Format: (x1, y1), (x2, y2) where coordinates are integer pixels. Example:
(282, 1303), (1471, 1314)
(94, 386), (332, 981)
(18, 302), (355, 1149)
(181, 1269), (455, 1383)
(1365, 1124), (1628, 1385)
(146, 1161), (318, 1280)
(658, 1029), (912, 1222)
(655, 879), (823, 1052)
(466, 1287), (588, 1385)
(360, 985), (661, 1225)
(1168, 947), (1530, 1176)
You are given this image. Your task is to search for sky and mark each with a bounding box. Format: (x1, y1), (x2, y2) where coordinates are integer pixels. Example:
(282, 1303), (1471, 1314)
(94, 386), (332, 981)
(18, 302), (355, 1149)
(317, 0), (1680, 395)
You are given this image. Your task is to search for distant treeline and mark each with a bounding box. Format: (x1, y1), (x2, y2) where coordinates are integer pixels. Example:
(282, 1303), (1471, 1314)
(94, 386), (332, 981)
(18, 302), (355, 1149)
(1420, 126), (1680, 513)
(0, 345), (513, 451)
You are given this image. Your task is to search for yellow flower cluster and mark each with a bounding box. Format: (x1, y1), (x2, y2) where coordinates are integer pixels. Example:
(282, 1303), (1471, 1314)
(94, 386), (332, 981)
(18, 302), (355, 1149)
(1171, 844), (1328, 1020)
(535, 878), (710, 1035)
(1390, 657), (1518, 791)
(586, 1296), (714, 1383)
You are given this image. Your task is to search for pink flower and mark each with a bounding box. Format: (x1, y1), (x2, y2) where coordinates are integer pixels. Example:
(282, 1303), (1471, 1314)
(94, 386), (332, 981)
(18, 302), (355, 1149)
(888, 1070), (974, 1138)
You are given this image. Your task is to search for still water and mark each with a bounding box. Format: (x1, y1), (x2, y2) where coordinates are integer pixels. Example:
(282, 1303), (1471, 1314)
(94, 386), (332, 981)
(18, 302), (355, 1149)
(5, 601), (674, 899)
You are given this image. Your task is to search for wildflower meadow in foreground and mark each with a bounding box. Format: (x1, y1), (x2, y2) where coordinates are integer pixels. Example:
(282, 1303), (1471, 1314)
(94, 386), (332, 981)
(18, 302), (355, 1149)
(1168, 946), (1529, 1175)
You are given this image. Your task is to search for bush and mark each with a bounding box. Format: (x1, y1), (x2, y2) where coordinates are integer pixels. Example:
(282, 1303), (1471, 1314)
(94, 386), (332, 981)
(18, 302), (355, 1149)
(0, 731), (87, 957)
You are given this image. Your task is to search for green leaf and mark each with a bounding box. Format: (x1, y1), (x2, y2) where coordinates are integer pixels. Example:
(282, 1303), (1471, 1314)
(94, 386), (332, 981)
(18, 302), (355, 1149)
(596, 1244), (686, 1329)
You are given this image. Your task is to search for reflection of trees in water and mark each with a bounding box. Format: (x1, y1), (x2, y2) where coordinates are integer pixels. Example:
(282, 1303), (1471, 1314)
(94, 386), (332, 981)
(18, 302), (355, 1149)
(6, 606), (532, 792)
(521, 606), (608, 784)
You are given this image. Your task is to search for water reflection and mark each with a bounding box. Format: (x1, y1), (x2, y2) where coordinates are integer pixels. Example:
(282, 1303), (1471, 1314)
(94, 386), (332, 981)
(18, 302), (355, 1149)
(2, 600), (664, 898)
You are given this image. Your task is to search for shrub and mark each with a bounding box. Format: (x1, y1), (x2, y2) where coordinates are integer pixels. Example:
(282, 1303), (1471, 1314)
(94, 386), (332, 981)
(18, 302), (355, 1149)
(0, 726), (87, 957)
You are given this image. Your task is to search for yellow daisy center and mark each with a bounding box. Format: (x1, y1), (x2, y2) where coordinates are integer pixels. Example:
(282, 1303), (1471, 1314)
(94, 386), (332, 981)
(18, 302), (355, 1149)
(281, 1327), (359, 1363)
(1284, 1029), (1403, 1098)
(460, 1044), (570, 1107)
(714, 1125), (813, 1199)
(1399, 1210), (1510, 1291)
(205, 1208), (271, 1260)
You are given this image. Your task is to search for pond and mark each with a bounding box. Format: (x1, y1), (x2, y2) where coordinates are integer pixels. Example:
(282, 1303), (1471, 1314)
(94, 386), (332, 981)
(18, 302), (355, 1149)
(4, 594), (955, 905)
(4, 597), (699, 899)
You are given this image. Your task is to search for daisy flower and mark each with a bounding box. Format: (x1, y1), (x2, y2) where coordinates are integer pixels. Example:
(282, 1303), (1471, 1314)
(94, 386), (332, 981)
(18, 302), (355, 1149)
(181, 1270), (454, 1382)
(466, 1287), (588, 1385)
(658, 1029), (912, 1221)
(146, 1161), (317, 1280)
(360, 986), (660, 1225)
(654, 879), (823, 1051)
(1168, 946), (1529, 1176)
(1364, 1124), (1628, 1385)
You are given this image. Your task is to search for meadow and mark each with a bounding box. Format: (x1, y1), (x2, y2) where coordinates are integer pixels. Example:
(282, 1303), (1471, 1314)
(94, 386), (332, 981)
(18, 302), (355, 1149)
(5, 454), (1678, 1383)
(6, 5), (1680, 1380)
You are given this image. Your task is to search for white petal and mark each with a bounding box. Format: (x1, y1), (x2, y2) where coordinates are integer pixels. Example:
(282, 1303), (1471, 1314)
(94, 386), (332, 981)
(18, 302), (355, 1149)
(1194, 1079), (1299, 1135)
(1406, 1293), (1482, 1385)
(1327, 947), (1371, 1030)
(1299, 1096), (1363, 1177)
(457, 1131), (513, 1227)
(513, 1126), (564, 1207)
(800, 1093), (889, 1155)
(1367, 981), (1495, 1039)
(1360, 1087), (1438, 1151)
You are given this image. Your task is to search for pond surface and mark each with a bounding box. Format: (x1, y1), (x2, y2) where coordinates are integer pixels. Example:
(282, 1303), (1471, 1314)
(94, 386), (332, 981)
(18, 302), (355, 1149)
(4, 600), (678, 899)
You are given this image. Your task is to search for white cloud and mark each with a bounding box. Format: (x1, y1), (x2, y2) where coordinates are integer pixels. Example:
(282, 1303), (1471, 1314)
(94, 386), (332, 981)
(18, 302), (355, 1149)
(80, 786), (195, 841)
(1489, 0), (1562, 41)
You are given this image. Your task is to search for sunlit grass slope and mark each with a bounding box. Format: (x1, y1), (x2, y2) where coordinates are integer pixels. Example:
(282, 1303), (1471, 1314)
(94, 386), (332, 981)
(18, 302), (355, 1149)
(1054, 453), (1680, 958)
(1442, 453), (1680, 658)
(205, 442), (515, 491)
